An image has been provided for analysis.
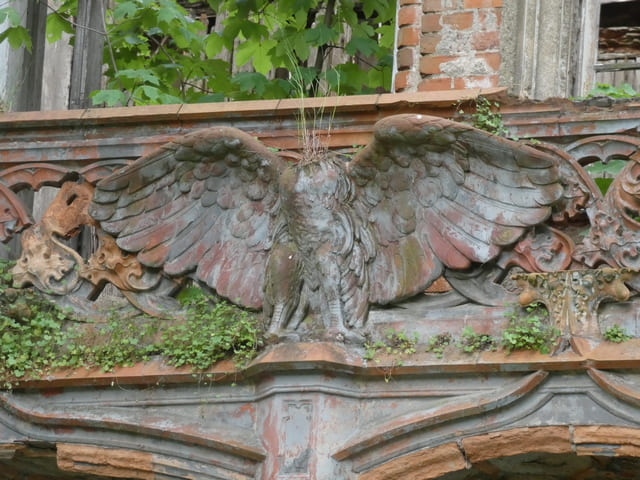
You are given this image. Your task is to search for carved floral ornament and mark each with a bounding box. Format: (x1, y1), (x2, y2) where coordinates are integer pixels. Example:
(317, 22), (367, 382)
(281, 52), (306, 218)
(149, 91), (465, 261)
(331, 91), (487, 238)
(3, 115), (640, 351)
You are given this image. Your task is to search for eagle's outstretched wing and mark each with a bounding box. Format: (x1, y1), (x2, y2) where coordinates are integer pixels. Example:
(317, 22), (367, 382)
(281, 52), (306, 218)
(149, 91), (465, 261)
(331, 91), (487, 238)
(348, 114), (563, 305)
(89, 127), (286, 309)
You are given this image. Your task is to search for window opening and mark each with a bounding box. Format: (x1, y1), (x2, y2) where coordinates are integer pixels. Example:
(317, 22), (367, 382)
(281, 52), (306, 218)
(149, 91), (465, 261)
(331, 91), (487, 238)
(595, 0), (640, 91)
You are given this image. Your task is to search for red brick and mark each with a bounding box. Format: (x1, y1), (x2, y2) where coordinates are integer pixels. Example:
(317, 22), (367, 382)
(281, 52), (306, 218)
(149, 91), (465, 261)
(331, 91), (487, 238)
(422, 13), (442, 32)
(421, 33), (441, 54)
(453, 74), (499, 89)
(397, 48), (415, 69)
(418, 77), (453, 91)
(360, 443), (466, 480)
(399, 0), (421, 5)
(398, 26), (420, 47)
(472, 31), (499, 50)
(398, 5), (421, 26)
(464, 0), (502, 7)
(462, 427), (571, 464)
(477, 52), (501, 71)
(423, 0), (443, 12)
(420, 55), (457, 75)
(442, 11), (475, 30)
(394, 71), (410, 90)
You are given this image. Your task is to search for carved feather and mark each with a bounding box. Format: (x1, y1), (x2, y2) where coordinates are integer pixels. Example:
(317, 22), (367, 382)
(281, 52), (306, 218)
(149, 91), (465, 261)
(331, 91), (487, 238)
(348, 114), (562, 305)
(90, 127), (285, 309)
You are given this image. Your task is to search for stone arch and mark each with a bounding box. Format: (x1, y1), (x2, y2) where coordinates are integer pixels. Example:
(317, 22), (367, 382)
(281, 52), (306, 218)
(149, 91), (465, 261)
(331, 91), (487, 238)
(358, 425), (640, 479)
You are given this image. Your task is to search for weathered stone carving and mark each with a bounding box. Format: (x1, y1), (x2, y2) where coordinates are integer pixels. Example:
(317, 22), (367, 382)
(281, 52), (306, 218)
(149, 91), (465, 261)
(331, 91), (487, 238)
(11, 114), (640, 347)
(11, 182), (94, 295)
(80, 232), (153, 292)
(513, 268), (636, 354)
(82, 114), (561, 340)
(574, 155), (640, 281)
(12, 180), (183, 317)
(12, 224), (84, 295)
(0, 181), (32, 242)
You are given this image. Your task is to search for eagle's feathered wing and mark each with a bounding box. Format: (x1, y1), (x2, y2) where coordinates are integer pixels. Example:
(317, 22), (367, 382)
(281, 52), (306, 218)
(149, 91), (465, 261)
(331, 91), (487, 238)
(347, 114), (562, 306)
(90, 127), (286, 309)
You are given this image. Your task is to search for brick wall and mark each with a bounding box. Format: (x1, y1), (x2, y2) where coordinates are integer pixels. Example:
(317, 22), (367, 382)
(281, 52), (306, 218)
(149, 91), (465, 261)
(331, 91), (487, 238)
(395, 0), (503, 92)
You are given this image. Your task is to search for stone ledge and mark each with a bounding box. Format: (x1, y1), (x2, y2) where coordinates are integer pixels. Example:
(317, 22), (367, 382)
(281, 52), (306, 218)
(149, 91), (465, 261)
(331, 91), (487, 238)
(8, 339), (640, 391)
(0, 89), (505, 128)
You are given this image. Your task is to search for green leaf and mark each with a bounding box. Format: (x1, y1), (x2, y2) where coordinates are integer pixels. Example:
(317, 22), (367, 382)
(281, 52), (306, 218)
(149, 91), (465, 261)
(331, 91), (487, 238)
(196, 93), (225, 103)
(376, 23), (395, 49)
(303, 23), (338, 46)
(234, 40), (257, 68)
(137, 85), (160, 101)
(585, 159), (626, 178)
(123, 34), (145, 45)
(90, 89), (127, 106)
(205, 33), (225, 58)
(157, 5), (182, 25)
(116, 69), (161, 85)
(361, 0), (388, 17)
(0, 26), (32, 51)
(239, 20), (269, 40)
(593, 178), (613, 196)
(252, 39), (277, 75)
(232, 72), (269, 96)
(0, 7), (21, 27)
(46, 13), (74, 43)
(345, 36), (378, 57)
(113, 1), (138, 20)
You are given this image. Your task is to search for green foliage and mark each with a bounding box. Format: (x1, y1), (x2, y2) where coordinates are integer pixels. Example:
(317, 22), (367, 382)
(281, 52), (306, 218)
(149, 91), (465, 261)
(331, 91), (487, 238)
(86, 316), (159, 372)
(457, 326), (497, 354)
(161, 288), (262, 369)
(502, 303), (560, 355)
(585, 159), (627, 196)
(1, 0), (395, 105)
(603, 324), (631, 343)
(0, 260), (73, 388)
(0, 7), (32, 51)
(424, 332), (452, 359)
(0, 269), (263, 389)
(585, 83), (638, 99)
(460, 96), (509, 137)
(364, 329), (418, 361)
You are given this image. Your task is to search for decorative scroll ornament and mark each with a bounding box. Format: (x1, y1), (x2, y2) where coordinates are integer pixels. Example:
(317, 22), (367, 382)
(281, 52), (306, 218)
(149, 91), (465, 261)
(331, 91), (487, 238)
(12, 116), (640, 348)
(11, 182), (95, 295)
(575, 157), (640, 276)
(513, 268), (636, 354)
(0, 181), (32, 242)
(499, 225), (574, 273)
(532, 143), (600, 225)
(79, 230), (162, 292)
(12, 181), (172, 316)
(11, 224), (84, 295)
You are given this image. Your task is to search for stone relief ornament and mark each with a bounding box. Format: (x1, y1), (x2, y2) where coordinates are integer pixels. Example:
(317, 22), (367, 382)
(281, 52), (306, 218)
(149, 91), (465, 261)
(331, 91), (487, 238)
(10, 114), (640, 347)
(513, 268), (637, 354)
(85, 114), (562, 341)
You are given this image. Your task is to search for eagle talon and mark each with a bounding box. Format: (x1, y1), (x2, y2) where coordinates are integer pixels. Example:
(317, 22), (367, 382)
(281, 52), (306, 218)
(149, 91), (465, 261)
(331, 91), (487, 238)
(324, 327), (365, 345)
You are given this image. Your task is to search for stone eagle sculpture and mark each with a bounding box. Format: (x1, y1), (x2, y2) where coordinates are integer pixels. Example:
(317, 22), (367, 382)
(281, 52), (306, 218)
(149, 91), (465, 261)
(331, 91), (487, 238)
(88, 114), (562, 340)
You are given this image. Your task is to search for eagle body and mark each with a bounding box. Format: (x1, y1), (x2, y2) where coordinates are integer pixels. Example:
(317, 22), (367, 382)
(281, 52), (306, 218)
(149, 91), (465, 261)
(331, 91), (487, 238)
(268, 157), (371, 338)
